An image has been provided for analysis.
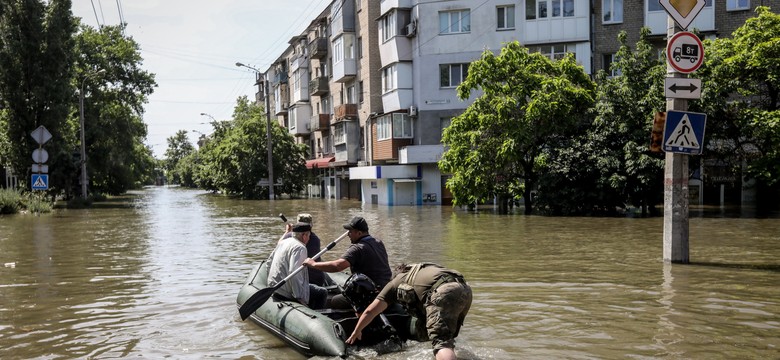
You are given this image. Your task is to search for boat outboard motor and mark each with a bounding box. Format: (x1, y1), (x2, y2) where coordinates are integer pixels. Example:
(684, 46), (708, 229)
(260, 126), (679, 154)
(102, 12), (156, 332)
(341, 273), (403, 350)
(342, 273), (379, 313)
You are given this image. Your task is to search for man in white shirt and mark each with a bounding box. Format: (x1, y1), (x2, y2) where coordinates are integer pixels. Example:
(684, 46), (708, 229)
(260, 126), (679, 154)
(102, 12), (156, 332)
(267, 222), (328, 309)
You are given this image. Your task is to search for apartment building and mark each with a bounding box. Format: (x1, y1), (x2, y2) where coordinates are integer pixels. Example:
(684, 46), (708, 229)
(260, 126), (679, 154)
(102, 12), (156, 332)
(254, 0), (775, 206)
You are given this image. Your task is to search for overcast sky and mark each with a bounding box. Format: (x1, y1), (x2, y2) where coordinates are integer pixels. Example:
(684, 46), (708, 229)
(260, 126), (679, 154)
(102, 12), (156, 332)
(71, 0), (330, 157)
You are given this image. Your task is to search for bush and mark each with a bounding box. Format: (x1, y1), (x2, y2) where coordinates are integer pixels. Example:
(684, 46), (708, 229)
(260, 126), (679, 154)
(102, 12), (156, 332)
(0, 188), (22, 214)
(22, 191), (53, 213)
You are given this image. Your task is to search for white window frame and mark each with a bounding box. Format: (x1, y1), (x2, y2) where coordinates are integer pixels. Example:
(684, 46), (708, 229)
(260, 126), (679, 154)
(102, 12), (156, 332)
(497, 5), (515, 30)
(440, 63), (469, 88)
(727, 0), (750, 11)
(603, 53), (622, 77)
(334, 122), (346, 144)
(392, 113), (413, 139)
(602, 0), (623, 23)
(439, 10), (471, 34)
(333, 36), (344, 64)
(382, 65), (396, 94)
(377, 115), (392, 140)
(289, 108), (297, 131)
(382, 11), (397, 42)
(346, 84), (356, 104)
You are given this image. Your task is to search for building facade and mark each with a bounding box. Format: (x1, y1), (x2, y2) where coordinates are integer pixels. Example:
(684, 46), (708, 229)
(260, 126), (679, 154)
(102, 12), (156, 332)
(252, 0), (776, 206)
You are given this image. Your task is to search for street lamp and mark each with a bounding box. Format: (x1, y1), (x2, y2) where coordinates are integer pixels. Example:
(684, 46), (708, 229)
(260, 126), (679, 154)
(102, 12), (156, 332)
(199, 112), (216, 122)
(79, 69), (106, 198)
(236, 61), (274, 200)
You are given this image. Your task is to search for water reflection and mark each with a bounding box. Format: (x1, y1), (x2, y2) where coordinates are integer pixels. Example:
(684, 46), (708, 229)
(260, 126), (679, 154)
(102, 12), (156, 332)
(0, 187), (778, 359)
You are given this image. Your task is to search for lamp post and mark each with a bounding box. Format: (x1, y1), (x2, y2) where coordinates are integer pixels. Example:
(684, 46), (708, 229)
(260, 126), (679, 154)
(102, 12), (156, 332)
(79, 69), (106, 198)
(236, 61), (274, 200)
(199, 112), (216, 122)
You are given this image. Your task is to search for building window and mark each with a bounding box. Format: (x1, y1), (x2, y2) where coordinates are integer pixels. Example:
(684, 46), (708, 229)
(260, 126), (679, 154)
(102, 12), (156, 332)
(289, 108), (297, 131)
(382, 11), (396, 42)
(357, 36), (363, 58)
(603, 53), (622, 77)
(497, 5), (515, 30)
(535, 44), (576, 60)
(439, 10), (470, 34)
(650, 0), (712, 11)
(440, 63), (469, 88)
(392, 113), (413, 138)
(727, 0), (749, 11)
(358, 81), (364, 103)
(603, 0), (623, 23)
(526, 0), (536, 19)
(377, 115), (392, 140)
(382, 65), (396, 93)
(333, 36), (343, 63)
(347, 84), (356, 104)
(334, 122), (346, 144)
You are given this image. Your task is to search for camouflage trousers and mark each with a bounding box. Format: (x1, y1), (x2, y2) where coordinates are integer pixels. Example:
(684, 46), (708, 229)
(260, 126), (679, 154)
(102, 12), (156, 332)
(423, 281), (473, 353)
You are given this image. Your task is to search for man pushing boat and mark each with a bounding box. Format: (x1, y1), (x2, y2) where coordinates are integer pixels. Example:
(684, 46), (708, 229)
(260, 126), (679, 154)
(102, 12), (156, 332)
(346, 263), (472, 360)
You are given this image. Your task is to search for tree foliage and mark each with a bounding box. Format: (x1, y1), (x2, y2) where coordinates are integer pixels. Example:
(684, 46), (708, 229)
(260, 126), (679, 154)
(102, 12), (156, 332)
(194, 96), (307, 199)
(73, 24), (157, 195)
(0, 0), (75, 193)
(164, 130), (194, 184)
(440, 41), (596, 214)
(695, 6), (780, 191)
(539, 28), (666, 216)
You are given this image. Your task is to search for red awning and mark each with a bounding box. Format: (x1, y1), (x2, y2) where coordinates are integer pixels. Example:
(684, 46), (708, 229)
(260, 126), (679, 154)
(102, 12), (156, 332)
(305, 157), (335, 169)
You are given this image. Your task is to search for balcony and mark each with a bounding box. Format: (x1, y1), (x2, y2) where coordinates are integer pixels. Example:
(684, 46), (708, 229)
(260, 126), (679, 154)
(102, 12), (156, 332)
(309, 76), (329, 96)
(311, 114), (331, 132)
(333, 103), (358, 122)
(273, 71), (288, 84)
(309, 37), (328, 59)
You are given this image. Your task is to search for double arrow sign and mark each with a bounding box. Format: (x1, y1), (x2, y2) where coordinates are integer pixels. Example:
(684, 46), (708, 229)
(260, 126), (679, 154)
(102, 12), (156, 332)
(665, 78), (701, 99)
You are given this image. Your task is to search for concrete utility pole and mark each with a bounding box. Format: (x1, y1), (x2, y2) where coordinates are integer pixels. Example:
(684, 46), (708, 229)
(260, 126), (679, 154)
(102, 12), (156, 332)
(663, 17), (689, 263)
(236, 62), (274, 200)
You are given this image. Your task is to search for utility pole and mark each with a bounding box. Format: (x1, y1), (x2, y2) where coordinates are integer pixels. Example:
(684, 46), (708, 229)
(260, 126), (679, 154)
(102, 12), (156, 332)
(78, 69), (105, 198)
(236, 62), (274, 200)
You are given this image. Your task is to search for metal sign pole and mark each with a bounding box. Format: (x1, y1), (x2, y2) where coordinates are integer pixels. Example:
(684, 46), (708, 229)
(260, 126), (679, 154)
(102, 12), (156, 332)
(663, 16), (689, 263)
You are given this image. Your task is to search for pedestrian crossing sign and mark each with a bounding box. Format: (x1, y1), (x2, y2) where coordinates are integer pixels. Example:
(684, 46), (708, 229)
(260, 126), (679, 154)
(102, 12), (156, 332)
(663, 110), (707, 154)
(31, 174), (49, 190)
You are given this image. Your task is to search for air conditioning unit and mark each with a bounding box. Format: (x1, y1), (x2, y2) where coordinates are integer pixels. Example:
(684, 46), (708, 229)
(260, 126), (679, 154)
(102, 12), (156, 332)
(406, 20), (417, 38)
(409, 105), (418, 117)
(357, 161), (369, 167)
(282, 102), (289, 109)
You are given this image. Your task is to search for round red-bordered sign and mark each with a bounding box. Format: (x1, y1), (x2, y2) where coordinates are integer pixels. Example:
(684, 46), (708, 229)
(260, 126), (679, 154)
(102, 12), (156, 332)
(666, 31), (704, 74)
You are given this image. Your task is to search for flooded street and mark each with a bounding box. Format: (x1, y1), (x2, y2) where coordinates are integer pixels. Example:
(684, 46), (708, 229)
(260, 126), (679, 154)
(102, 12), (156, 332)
(1, 186), (779, 359)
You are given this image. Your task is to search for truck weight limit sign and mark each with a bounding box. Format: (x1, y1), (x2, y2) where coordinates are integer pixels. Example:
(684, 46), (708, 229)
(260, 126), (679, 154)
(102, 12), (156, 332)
(666, 31), (704, 74)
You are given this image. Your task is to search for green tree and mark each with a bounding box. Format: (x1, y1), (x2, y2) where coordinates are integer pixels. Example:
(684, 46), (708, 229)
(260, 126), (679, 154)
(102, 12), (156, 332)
(195, 96), (307, 199)
(695, 6), (780, 209)
(440, 41), (596, 214)
(586, 29), (666, 215)
(73, 24), (156, 195)
(164, 130), (194, 184)
(0, 0), (75, 193)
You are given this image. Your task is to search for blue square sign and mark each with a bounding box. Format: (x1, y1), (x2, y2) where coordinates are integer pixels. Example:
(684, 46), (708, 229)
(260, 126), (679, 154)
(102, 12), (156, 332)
(31, 174), (48, 190)
(663, 110), (707, 155)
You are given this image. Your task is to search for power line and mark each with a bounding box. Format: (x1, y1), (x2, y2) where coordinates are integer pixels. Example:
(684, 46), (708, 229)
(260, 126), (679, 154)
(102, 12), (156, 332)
(89, 0), (102, 28)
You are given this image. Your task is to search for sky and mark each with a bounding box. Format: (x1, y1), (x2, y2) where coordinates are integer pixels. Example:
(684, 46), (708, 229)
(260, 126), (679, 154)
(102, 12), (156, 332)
(71, 0), (331, 158)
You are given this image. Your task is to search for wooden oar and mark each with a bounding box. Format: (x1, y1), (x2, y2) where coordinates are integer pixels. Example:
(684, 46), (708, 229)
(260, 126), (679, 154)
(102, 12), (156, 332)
(239, 230), (350, 320)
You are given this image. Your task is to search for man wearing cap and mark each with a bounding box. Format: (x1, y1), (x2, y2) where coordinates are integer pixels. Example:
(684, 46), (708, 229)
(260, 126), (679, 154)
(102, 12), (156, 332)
(303, 216), (391, 309)
(267, 222), (328, 309)
(282, 213), (325, 286)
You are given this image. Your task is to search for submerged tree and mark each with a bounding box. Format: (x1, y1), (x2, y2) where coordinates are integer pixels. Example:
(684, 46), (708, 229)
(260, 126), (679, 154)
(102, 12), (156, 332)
(0, 0), (75, 193)
(694, 6), (780, 210)
(195, 96), (307, 199)
(164, 130), (194, 185)
(440, 41), (596, 214)
(73, 24), (156, 195)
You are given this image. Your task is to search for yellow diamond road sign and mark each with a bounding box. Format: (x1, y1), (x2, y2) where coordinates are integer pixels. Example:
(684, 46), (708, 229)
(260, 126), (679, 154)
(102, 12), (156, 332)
(659, 0), (706, 30)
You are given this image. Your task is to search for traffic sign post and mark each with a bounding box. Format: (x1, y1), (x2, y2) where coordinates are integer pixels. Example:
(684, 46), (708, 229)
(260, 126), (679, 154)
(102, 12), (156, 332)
(31, 174), (49, 190)
(666, 31), (704, 74)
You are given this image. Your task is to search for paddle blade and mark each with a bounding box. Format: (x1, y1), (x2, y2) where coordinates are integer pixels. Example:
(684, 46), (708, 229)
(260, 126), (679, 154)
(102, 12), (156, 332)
(238, 287), (276, 320)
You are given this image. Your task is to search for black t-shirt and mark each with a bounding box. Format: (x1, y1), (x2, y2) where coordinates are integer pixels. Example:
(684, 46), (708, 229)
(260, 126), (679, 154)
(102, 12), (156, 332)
(341, 235), (392, 288)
